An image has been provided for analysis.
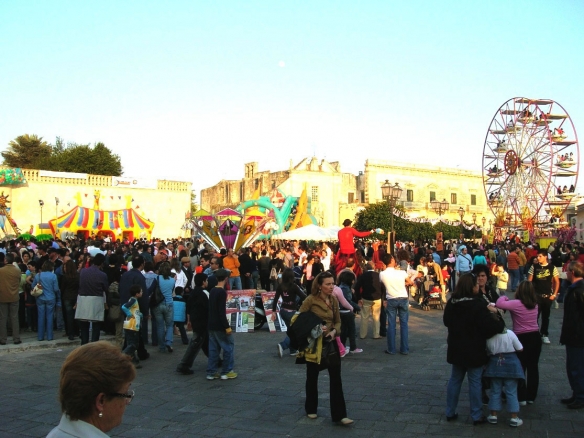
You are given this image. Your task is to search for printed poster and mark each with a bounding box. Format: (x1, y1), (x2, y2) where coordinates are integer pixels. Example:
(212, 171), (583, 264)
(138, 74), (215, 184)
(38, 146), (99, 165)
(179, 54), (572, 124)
(226, 290), (256, 332)
(261, 291), (286, 333)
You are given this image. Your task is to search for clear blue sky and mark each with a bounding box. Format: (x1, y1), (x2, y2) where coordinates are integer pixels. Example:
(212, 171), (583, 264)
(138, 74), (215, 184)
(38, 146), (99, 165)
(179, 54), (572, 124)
(1, 0), (583, 199)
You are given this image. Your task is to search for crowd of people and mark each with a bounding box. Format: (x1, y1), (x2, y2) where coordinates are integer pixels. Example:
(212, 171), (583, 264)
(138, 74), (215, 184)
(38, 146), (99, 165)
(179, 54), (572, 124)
(1, 229), (583, 433)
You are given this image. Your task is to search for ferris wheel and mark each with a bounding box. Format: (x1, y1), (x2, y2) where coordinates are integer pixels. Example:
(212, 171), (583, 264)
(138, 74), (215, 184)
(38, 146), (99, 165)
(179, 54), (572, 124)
(482, 97), (579, 231)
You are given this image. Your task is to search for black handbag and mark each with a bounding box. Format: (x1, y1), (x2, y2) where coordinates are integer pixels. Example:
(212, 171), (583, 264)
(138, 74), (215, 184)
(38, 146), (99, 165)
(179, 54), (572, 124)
(148, 278), (165, 309)
(319, 337), (341, 370)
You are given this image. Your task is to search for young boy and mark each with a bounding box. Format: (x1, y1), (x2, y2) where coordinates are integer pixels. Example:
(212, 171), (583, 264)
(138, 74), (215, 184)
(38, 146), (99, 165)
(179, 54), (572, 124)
(173, 288), (189, 345)
(122, 284), (143, 368)
(206, 269), (237, 380)
(176, 273), (210, 375)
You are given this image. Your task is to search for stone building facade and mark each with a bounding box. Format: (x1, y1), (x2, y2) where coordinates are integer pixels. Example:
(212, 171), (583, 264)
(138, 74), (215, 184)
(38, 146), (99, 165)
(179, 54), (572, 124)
(201, 157), (490, 227)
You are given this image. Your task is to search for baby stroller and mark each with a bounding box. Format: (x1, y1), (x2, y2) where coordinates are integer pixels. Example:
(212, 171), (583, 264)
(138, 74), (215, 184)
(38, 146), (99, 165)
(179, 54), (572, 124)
(419, 277), (444, 311)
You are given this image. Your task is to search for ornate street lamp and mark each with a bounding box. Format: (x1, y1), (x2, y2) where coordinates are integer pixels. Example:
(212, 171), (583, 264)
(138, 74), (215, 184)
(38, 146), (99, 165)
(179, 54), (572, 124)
(55, 197), (59, 237)
(381, 180), (403, 254)
(431, 198), (450, 217)
(472, 213), (477, 239)
(458, 206), (465, 240)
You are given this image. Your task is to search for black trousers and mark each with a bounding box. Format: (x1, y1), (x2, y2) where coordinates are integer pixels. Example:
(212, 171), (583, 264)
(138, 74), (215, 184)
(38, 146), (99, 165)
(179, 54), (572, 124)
(305, 361), (347, 422)
(340, 312), (357, 350)
(79, 321), (101, 345)
(178, 330), (209, 369)
(516, 331), (542, 402)
(536, 295), (553, 336)
(259, 271), (270, 291)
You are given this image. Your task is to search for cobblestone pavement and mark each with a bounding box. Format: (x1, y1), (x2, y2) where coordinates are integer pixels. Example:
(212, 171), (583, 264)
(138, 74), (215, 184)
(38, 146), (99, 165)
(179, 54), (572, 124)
(1, 300), (582, 437)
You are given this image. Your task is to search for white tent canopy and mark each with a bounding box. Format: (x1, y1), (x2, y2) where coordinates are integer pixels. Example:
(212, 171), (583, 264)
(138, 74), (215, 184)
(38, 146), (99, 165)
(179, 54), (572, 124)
(271, 224), (340, 241)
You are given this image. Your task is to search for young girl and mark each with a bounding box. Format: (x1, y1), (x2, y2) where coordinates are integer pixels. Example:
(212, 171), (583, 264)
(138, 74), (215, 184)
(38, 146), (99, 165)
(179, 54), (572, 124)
(491, 265), (509, 295)
(484, 324), (525, 427)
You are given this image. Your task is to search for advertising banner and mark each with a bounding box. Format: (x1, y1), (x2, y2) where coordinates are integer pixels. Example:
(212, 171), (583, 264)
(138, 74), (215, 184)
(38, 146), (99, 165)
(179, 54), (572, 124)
(226, 290), (256, 332)
(112, 176), (157, 189)
(260, 291), (286, 333)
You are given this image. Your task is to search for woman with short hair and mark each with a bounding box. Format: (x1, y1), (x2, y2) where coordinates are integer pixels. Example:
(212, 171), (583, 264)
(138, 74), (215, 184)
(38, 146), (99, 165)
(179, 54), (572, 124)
(47, 341), (136, 437)
(152, 262), (176, 353)
(444, 273), (504, 425)
(32, 260), (60, 341)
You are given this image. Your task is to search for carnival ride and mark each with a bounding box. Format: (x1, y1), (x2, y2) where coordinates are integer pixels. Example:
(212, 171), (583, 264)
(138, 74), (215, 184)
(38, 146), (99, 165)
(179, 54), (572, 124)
(182, 187), (318, 251)
(483, 97), (579, 239)
(0, 191), (22, 237)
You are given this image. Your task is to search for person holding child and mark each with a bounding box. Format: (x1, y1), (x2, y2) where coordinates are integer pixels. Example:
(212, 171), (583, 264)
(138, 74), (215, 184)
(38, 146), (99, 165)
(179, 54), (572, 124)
(121, 285), (143, 368)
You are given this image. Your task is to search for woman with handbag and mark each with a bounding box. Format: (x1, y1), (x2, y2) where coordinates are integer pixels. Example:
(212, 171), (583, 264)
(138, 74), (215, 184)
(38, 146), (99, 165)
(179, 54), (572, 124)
(31, 261), (61, 341)
(297, 271), (353, 425)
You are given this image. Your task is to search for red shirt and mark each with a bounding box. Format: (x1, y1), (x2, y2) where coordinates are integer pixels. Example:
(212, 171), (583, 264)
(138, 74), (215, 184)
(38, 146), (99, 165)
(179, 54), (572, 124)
(507, 252), (520, 270)
(337, 227), (371, 255)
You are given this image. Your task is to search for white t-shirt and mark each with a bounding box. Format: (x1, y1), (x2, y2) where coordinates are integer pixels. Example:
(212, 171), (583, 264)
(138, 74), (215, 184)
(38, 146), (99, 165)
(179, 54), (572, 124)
(486, 329), (523, 355)
(379, 267), (408, 299)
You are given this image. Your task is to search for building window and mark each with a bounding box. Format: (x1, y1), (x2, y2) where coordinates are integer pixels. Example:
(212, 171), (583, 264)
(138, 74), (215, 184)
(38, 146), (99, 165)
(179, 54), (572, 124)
(471, 194), (476, 205)
(451, 193), (457, 204)
(239, 182), (244, 201)
(254, 178), (259, 189)
(271, 180), (276, 189)
(429, 191), (436, 202)
(348, 193), (354, 203)
(407, 190), (414, 202)
(361, 191), (365, 203)
(311, 186), (319, 202)
(225, 185), (230, 202)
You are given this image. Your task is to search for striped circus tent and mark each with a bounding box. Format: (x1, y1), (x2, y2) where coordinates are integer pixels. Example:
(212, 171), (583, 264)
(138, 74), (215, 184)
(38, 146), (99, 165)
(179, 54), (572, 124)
(49, 205), (154, 241)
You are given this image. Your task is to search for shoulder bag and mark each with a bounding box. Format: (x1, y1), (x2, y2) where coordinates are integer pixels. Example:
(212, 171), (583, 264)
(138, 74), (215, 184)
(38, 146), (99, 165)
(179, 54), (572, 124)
(148, 276), (165, 309)
(31, 273), (44, 298)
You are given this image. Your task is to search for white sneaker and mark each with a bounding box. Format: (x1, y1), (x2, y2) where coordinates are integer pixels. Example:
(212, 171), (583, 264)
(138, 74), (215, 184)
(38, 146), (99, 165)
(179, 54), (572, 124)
(277, 344), (283, 358)
(487, 415), (497, 424)
(509, 417), (523, 427)
(554, 300), (559, 309)
(519, 401), (527, 406)
(542, 336), (550, 344)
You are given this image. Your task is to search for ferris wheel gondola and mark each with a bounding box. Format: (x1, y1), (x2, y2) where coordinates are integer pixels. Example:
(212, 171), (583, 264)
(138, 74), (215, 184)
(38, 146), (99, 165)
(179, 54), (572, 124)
(482, 98), (579, 230)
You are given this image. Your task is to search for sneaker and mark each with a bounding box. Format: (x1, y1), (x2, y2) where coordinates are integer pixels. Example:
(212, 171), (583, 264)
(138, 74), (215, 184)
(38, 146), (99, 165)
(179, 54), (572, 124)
(519, 401), (527, 406)
(289, 350), (299, 356)
(509, 417), (523, 427)
(206, 372), (220, 380)
(542, 336), (550, 344)
(350, 348), (363, 354)
(277, 344), (283, 358)
(487, 415), (497, 424)
(340, 349), (349, 358)
(176, 367), (194, 375)
(527, 400), (534, 404)
(221, 371), (238, 380)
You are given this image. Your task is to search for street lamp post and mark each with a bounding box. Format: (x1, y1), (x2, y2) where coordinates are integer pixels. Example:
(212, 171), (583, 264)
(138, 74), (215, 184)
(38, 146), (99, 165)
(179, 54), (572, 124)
(472, 213), (477, 239)
(431, 198), (450, 258)
(39, 200), (44, 233)
(458, 206), (465, 241)
(55, 197), (59, 237)
(381, 180), (403, 255)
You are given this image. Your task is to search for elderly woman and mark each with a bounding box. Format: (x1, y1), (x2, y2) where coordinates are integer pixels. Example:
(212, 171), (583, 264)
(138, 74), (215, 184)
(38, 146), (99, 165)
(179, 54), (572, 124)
(444, 273), (505, 425)
(152, 261), (176, 353)
(297, 272), (353, 425)
(47, 341), (136, 437)
(32, 261), (61, 341)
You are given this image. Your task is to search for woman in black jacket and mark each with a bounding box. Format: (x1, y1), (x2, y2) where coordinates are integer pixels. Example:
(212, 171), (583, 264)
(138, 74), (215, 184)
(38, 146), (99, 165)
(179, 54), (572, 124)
(272, 268), (307, 357)
(444, 273), (505, 425)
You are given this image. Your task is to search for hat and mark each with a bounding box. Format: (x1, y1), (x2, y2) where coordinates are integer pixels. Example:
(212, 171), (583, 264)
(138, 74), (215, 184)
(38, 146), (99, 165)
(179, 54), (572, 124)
(181, 257), (191, 263)
(214, 268), (230, 278)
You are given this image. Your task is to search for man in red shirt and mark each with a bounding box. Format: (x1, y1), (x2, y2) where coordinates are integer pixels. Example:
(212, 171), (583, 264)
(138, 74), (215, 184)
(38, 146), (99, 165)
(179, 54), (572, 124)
(335, 219), (373, 277)
(507, 246), (521, 292)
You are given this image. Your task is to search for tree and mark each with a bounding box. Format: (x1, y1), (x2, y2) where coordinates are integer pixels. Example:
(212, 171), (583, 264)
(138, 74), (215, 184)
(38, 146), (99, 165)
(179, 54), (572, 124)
(354, 202), (464, 242)
(45, 142), (123, 176)
(1, 134), (52, 168)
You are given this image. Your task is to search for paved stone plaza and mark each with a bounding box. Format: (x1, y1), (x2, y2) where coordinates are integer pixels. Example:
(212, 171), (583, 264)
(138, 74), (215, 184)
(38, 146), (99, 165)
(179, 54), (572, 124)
(0, 302), (582, 437)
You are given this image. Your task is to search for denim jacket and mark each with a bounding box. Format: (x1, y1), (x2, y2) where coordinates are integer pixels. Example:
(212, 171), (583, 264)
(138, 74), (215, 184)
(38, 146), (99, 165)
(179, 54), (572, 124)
(32, 271), (61, 306)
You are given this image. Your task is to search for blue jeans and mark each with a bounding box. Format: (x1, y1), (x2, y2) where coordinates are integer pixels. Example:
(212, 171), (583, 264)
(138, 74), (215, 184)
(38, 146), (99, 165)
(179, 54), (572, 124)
(37, 298), (55, 341)
(566, 346), (584, 402)
(207, 330), (235, 375)
(489, 378), (520, 413)
(152, 302), (174, 351)
(446, 364), (483, 421)
(509, 269), (520, 291)
(386, 298), (409, 354)
(229, 276), (242, 290)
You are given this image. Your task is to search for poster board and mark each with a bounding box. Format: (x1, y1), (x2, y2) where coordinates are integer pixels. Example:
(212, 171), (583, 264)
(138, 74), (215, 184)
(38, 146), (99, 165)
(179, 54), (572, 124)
(226, 290), (256, 332)
(260, 291), (286, 333)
